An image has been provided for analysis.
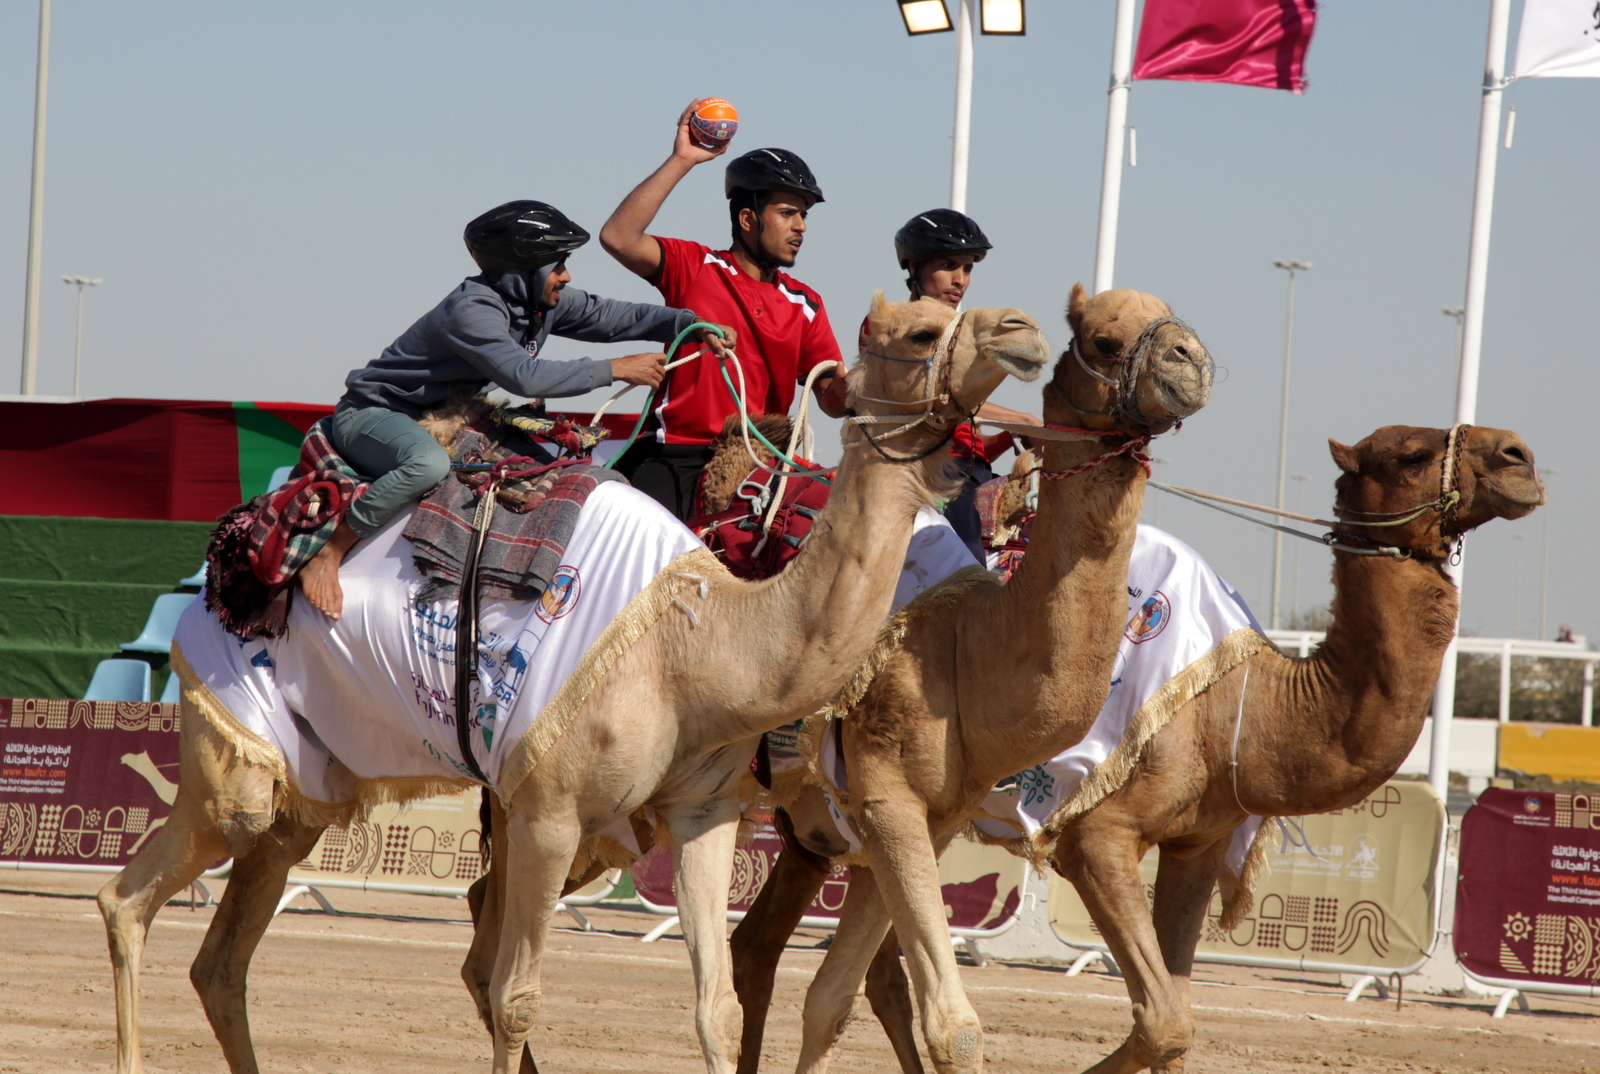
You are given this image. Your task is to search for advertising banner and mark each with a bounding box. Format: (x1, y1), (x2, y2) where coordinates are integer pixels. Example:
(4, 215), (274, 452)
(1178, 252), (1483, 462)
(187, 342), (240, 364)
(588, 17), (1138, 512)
(1049, 780), (1446, 974)
(287, 791), (487, 897)
(0, 698), (182, 870)
(631, 816), (1027, 934)
(1455, 788), (1600, 995)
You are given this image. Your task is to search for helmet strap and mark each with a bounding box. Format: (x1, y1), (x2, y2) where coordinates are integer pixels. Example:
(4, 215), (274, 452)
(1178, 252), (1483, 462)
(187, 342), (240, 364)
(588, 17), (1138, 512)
(735, 202), (780, 280)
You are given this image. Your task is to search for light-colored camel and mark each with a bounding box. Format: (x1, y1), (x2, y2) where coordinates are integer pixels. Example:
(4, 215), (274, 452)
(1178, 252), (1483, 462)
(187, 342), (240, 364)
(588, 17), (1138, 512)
(726, 284), (1215, 1074)
(1041, 423), (1542, 1074)
(95, 294), (1048, 1074)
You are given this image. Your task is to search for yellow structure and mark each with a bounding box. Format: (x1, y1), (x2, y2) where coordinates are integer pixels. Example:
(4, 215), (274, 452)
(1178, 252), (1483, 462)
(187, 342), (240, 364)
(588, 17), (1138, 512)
(1498, 722), (1600, 784)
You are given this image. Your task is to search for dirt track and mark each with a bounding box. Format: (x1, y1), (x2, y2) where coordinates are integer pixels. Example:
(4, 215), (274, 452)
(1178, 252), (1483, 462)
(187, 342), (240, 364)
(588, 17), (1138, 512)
(2, 871), (1596, 1073)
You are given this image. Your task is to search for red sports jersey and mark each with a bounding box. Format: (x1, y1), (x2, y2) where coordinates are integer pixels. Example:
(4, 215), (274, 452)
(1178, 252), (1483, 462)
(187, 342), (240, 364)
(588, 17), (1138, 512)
(651, 237), (843, 445)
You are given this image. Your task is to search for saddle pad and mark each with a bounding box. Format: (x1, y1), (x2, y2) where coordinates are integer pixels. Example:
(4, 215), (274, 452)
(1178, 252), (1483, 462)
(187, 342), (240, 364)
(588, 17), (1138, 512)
(175, 481), (703, 792)
(972, 525), (1259, 848)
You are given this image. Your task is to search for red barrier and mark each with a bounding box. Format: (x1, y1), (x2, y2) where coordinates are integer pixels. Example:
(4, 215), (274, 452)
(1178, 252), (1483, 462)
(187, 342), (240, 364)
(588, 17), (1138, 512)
(0, 698), (184, 870)
(1456, 787), (1600, 996)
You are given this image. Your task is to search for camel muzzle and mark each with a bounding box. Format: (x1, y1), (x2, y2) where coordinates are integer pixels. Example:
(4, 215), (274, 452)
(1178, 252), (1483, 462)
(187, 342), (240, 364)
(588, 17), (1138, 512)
(1138, 327), (1214, 425)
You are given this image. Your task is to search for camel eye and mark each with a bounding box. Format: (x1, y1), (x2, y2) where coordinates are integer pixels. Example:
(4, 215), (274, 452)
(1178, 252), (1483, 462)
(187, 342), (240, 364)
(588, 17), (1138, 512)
(1398, 451), (1430, 467)
(1093, 337), (1121, 360)
(911, 330), (939, 344)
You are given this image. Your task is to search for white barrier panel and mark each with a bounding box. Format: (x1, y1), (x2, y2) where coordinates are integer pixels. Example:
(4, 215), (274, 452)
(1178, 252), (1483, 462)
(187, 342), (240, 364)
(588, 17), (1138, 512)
(1048, 780), (1447, 984)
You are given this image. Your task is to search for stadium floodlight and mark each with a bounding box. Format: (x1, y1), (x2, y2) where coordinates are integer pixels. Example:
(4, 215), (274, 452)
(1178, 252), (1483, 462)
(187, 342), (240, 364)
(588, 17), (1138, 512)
(980, 0), (1025, 34)
(898, 0), (953, 34)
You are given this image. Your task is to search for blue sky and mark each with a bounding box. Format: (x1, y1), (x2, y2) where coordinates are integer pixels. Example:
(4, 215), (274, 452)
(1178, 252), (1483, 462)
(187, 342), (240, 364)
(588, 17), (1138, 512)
(1, 0), (1595, 643)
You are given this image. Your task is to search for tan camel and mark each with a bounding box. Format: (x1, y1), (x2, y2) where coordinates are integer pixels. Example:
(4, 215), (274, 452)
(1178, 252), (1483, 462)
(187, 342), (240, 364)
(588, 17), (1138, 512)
(726, 284), (1215, 1074)
(96, 294), (1048, 1074)
(1038, 422), (1542, 1074)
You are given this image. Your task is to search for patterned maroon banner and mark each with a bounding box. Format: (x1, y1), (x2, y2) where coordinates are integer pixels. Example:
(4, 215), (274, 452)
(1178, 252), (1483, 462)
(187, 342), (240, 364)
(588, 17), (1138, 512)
(631, 815), (1023, 931)
(1456, 788), (1600, 988)
(0, 698), (182, 868)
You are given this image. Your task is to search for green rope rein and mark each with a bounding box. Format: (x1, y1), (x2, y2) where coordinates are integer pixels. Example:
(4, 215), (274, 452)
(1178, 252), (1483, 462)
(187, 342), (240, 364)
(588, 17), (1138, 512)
(602, 320), (832, 485)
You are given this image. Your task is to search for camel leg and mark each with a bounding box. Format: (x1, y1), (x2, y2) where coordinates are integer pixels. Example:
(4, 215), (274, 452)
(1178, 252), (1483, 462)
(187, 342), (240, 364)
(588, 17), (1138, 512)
(662, 795), (745, 1074)
(487, 798), (581, 1074)
(794, 864), (895, 1074)
(730, 808), (833, 1074)
(463, 792), (510, 1034)
(1055, 823), (1226, 1074)
(98, 705), (276, 1074)
(1137, 841), (1230, 1074)
(188, 813), (326, 1073)
(864, 929), (925, 1074)
(853, 793), (980, 1074)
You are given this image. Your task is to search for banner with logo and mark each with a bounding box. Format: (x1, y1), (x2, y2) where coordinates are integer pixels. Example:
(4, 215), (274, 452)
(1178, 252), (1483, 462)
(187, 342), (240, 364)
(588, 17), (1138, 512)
(631, 816), (1028, 934)
(0, 698), (183, 870)
(1049, 780), (1446, 974)
(287, 790), (487, 896)
(1455, 788), (1600, 995)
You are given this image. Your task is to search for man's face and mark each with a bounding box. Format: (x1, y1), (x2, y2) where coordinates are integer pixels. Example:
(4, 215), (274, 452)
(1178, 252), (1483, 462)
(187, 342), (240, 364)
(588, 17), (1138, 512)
(540, 262), (571, 308)
(740, 192), (810, 267)
(915, 254), (976, 308)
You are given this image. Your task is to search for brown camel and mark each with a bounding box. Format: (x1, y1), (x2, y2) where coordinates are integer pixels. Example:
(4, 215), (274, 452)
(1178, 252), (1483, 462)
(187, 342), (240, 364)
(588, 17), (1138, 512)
(1037, 422), (1542, 1074)
(725, 284), (1215, 1074)
(96, 294), (1049, 1074)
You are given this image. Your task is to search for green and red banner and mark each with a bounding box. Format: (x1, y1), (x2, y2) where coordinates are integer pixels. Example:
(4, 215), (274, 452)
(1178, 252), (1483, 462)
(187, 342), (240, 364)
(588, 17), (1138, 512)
(0, 397), (332, 523)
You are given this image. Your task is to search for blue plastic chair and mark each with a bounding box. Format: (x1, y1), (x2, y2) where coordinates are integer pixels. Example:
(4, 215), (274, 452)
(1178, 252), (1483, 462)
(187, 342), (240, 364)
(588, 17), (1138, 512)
(264, 464), (295, 496)
(84, 659), (152, 702)
(159, 673), (182, 704)
(120, 593), (195, 654)
(178, 561), (207, 587)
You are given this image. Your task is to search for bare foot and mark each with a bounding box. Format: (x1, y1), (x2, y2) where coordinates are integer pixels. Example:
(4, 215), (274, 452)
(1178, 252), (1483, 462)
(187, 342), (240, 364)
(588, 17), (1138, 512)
(298, 522), (361, 620)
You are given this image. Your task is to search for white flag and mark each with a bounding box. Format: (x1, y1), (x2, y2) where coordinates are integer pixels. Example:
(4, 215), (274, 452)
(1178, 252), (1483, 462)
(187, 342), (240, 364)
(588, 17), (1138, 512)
(1515, 0), (1600, 78)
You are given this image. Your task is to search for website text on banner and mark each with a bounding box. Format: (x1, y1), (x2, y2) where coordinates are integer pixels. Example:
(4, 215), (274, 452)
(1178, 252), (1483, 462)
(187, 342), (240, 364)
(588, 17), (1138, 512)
(631, 817), (1028, 933)
(1049, 780), (1446, 975)
(1456, 788), (1600, 996)
(0, 698), (188, 870)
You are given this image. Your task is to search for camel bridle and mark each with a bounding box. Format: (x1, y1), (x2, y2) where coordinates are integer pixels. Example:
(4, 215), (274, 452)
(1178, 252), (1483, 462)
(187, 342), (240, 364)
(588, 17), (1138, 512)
(846, 310), (978, 463)
(1054, 315), (1207, 433)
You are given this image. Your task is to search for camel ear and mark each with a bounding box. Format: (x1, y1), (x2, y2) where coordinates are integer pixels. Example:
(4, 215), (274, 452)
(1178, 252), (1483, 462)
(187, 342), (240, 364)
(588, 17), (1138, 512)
(1066, 282), (1088, 334)
(1328, 439), (1361, 474)
(868, 289), (891, 335)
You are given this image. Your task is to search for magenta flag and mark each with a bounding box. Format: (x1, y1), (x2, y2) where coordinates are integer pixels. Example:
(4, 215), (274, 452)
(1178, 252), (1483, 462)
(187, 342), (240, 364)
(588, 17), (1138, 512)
(1133, 0), (1318, 94)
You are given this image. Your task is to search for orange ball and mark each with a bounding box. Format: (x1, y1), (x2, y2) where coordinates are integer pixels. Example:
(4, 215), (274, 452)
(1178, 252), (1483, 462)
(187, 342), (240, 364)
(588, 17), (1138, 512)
(689, 98), (739, 151)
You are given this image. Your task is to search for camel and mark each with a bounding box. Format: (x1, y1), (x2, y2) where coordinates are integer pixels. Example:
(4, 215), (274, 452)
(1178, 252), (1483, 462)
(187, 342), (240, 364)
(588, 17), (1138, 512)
(95, 293), (1048, 1074)
(1035, 422), (1542, 1074)
(725, 284), (1215, 1074)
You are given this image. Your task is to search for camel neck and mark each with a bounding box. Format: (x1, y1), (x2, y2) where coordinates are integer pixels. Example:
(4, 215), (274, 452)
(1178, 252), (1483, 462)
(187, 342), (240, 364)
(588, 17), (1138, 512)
(985, 435), (1148, 757)
(1241, 551), (1458, 813)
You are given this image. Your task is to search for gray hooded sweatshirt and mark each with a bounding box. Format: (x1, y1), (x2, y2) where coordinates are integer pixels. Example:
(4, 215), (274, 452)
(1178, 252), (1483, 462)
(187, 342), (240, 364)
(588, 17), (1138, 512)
(340, 264), (698, 418)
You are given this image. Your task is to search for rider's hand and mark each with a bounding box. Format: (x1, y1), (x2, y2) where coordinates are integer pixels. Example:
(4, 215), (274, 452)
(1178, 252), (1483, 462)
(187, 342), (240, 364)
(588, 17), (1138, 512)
(672, 99), (730, 166)
(610, 352), (667, 388)
(698, 324), (737, 359)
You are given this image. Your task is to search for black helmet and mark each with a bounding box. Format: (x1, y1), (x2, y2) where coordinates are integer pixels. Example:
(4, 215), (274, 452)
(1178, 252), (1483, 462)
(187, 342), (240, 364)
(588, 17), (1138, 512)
(894, 209), (991, 270)
(463, 200), (590, 269)
(724, 148), (825, 206)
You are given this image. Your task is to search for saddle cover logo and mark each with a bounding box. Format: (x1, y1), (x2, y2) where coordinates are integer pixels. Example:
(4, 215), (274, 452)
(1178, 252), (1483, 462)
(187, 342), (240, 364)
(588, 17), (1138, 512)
(536, 565), (582, 623)
(1126, 591), (1171, 644)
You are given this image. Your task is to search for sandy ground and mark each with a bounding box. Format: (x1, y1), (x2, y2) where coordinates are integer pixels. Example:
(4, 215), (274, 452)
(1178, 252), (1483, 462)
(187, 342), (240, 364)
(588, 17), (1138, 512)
(3, 871), (1598, 1074)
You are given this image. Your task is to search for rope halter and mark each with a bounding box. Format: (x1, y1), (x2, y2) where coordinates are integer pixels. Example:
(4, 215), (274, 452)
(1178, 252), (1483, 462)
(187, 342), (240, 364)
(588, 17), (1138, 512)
(1328, 423), (1470, 559)
(1055, 315), (1209, 432)
(845, 310), (974, 463)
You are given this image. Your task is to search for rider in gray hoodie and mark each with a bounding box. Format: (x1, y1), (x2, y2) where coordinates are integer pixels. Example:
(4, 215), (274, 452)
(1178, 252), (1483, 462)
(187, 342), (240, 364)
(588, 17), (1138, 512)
(300, 200), (732, 619)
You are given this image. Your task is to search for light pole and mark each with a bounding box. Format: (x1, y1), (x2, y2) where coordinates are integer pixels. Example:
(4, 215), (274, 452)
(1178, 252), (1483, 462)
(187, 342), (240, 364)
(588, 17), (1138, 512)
(20, 0), (53, 395)
(61, 276), (100, 396)
(896, 0), (1025, 212)
(1269, 259), (1311, 631)
(1512, 534), (1526, 638)
(1443, 306), (1465, 363)
(1290, 473), (1309, 625)
(1538, 468), (1557, 641)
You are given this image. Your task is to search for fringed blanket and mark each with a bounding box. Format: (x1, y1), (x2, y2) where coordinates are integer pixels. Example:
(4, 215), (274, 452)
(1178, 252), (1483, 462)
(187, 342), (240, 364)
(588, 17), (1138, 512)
(173, 482), (711, 808)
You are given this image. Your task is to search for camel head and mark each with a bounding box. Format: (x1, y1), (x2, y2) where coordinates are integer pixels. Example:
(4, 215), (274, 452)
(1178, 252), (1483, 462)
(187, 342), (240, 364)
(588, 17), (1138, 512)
(1329, 424), (1543, 560)
(1044, 282), (1213, 434)
(855, 293), (1048, 447)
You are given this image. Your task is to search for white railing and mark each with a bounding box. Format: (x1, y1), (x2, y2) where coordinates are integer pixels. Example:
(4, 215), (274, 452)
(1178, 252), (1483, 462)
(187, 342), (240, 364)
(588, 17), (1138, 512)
(1264, 631), (1599, 727)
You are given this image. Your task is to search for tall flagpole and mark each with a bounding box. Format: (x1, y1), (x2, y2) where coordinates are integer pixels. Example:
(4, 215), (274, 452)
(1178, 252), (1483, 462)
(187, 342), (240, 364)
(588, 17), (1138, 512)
(949, 0), (976, 213)
(20, 0), (52, 395)
(1093, 0), (1138, 295)
(1428, 0), (1513, 797)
